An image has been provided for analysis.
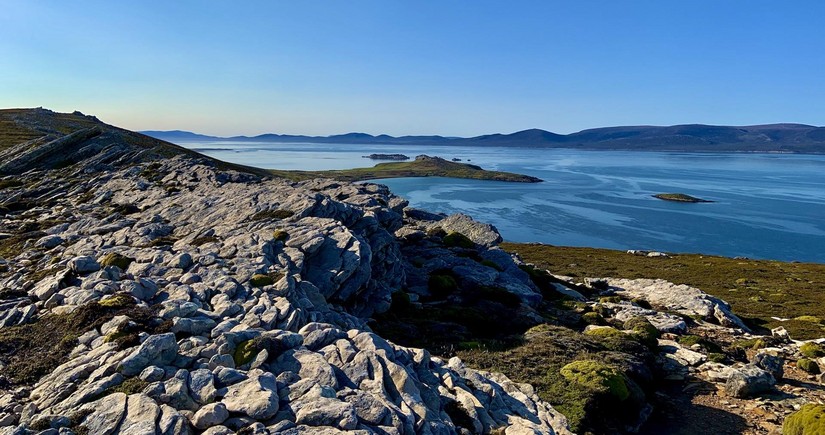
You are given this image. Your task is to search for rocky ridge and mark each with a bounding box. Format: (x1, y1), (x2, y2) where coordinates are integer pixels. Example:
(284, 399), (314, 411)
(0, 152), (570, 434)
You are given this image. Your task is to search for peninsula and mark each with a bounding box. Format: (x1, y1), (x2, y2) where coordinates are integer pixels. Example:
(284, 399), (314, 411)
(270, 154), (543, 183)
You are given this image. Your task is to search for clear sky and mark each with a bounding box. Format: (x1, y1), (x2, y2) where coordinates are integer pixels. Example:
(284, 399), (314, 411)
(1, 1), (823, 136)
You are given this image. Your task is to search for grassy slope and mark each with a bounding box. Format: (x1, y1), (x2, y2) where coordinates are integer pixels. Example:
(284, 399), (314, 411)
(0, 109), (272, 177)
(502, 242), (825, 339)
(269, 157), (543, 183)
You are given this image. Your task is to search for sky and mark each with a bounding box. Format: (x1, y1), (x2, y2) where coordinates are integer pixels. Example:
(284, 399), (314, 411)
(1, 1), (824, 137)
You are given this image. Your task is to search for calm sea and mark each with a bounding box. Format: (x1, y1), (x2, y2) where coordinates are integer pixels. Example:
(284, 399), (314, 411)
(184, 141), (825, 263)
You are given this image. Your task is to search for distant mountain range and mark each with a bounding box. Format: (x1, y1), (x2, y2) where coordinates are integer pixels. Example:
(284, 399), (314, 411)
(142, 123), (825, 153)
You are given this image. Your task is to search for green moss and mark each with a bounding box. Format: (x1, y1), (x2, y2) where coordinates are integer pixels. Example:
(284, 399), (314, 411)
(708, 353), (728, 363)
(599, 296), (622, 304)
(249, 209), (294, 221)
(249, 274), (274, 288)
(98, 294), (135, 308)
(233, 339), (260, 366)
(623, 317), (660, 348)
(800, 342), (825, 358)
(581, 312), (605, 325)
(272, 230), (289, 242)
(678, 335), (703, 347)
(110, 377), (149, 395)
(798, 358), (821, 374)
(560, 360), (630, 401)
(584, 327), (624, 339)
(428, 272), (458, 299)
(443, 232), (475, 249)
(99, 252), (134, 270)
(784, 403), (825, 435)
(734, 337), (767, 350)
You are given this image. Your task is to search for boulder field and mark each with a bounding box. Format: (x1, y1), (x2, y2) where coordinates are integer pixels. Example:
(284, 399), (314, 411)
(0, 157), (571, 434)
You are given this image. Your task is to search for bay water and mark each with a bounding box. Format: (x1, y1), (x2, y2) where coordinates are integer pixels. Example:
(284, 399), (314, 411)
(186, 141), (825, 263)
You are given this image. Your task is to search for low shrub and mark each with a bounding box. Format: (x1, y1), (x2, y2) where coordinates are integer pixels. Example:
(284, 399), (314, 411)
(798, 358), (820, 374)
(800, 342), (825, 358)
(784, 404), (825, 435)
(560, 360), (630, 401)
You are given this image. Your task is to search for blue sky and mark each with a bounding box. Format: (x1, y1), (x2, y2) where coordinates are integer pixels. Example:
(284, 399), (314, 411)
(1, 1), (823, 136)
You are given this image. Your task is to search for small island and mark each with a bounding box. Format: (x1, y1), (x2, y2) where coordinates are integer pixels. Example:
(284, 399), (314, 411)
(271, 155), (543, 183)
(362, 153), (410, 161)
(653, 193), (713, 203)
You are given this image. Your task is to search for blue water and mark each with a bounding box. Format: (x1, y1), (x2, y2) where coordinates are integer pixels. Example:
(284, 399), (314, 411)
(184, 141), (825, 263)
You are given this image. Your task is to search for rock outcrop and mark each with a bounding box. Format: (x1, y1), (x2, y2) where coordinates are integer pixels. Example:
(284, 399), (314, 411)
(0, 147), (569, 434)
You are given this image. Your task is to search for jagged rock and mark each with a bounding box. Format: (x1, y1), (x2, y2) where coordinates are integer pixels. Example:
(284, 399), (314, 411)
(605, 278), (750, 331)
(725, 364), (776, 398)
(295, 397), (358, 430)
(192, 403), (229, 429)
(68, 256), (100, 274)
(188, 369), (217, 404)
(118, 393), (161, 435)
(432, 213), (503, 247)
(752, 352), (784, 380)
(119, 333), (178, 376)
(77, 392), (128, 434)
(35, 235), (64, 249)
(139, 366), (165, 383)
(0, 148), (571, 435)
(221, 370), (279, 420)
